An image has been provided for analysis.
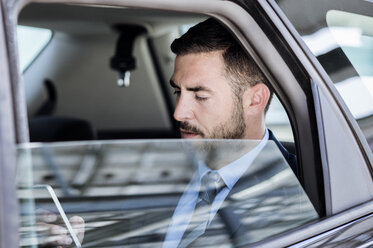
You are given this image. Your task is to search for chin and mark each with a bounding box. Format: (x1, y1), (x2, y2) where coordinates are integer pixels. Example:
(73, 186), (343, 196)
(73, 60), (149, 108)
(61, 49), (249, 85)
(181, 132), (202, 139)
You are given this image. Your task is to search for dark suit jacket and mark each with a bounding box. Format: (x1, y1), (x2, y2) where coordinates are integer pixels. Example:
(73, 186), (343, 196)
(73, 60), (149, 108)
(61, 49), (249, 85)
(169, 131), (302, 246)
(268, 129), (298, 177)
(204, 131), (306, 246)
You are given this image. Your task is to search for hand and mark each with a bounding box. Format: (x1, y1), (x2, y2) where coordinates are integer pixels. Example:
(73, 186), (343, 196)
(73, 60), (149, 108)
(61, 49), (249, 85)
(36, 211), (85, 247)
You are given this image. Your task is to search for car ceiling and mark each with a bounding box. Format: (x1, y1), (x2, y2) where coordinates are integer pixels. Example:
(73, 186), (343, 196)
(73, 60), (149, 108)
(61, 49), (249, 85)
(18, 3), (205, 35)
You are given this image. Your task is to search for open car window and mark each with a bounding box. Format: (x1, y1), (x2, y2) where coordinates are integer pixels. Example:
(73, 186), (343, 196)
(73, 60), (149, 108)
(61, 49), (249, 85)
(18, 3), (294, 144)
(16, 139), (318, 247)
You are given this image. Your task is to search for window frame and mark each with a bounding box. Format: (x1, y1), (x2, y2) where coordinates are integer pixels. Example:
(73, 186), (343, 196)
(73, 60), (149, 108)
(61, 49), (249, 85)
(0, 0), (19, 247)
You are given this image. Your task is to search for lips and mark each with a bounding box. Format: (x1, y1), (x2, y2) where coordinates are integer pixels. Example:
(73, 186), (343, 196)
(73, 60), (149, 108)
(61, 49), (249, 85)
(180, 128), (200, 138)
(177, 122), (203, 139)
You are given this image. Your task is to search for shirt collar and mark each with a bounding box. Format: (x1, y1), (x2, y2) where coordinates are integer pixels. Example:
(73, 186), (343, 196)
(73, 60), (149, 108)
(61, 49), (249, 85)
(197, 129), (269, 190)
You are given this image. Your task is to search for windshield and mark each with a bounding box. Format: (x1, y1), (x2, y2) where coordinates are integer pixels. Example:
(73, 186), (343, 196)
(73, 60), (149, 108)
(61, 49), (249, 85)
(17, 139), (317, 247)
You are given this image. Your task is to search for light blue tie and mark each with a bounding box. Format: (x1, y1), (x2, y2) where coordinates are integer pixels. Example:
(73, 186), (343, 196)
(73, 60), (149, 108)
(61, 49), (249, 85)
(178, 171), (223, 248)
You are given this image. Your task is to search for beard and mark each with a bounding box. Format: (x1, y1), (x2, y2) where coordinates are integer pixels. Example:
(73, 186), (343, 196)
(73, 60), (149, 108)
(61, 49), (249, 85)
(180, 100), (248, 167)
(178, 97), (246, 139)
(209, 98), (246, 139)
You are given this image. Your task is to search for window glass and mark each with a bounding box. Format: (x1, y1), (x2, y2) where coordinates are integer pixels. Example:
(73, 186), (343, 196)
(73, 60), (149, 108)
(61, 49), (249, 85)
(326, 11), (373, 119)
(17, 25), (52, 71)
(275, 0), (373, 152)
(17, 140), (318, 247)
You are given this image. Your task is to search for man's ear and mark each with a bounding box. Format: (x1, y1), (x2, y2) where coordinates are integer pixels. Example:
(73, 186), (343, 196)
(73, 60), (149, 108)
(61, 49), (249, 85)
(242, 83), (270, 116)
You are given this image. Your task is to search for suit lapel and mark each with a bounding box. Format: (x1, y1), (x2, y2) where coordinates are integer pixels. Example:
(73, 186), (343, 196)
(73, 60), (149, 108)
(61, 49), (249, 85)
(216, 137), (293, 240)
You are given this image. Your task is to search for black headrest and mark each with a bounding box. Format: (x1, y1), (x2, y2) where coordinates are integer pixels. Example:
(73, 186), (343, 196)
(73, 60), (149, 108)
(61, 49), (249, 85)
(29, 116), (95, 142)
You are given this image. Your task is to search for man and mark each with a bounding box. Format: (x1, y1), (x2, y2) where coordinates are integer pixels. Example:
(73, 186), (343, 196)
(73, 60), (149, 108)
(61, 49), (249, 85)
(44, 18), (297, 248)
(170, 18), (296, 171)
(163, 18), (297, 247)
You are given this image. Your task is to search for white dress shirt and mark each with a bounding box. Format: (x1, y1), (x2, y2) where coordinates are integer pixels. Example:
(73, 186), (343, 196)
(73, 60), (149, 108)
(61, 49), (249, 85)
(163, 129), (269, 248)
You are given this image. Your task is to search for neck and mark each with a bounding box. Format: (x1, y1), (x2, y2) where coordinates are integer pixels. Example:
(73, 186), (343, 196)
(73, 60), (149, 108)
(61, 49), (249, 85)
(205, 140), (259, 170)
(243, 122), (266, 140)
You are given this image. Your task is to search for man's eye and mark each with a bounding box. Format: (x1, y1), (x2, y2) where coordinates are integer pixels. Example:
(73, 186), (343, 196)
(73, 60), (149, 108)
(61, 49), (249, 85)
(173, 90), (181, 96)
(195, 95), (208, 101)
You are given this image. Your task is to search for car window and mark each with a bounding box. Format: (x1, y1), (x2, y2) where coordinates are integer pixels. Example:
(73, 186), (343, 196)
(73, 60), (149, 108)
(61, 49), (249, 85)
(325, 10), (373, 119)
(13, 3), (316, 246)
(275, 0), (373, 153)
(17, 25), (52, 71)
(16, 139), (318, 247)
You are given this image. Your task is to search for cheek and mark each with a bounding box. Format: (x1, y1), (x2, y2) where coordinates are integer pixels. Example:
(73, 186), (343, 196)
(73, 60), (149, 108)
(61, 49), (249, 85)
(197, 100), (232, 126)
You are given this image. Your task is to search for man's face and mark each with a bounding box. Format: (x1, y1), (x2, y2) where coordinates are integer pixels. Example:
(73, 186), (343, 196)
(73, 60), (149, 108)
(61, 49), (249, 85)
(171, 51), (246, 139)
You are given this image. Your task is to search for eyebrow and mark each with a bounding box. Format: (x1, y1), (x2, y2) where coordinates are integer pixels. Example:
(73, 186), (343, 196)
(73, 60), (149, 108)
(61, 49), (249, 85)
(169, 79), (179, 89)
(169, 79), (213, 92)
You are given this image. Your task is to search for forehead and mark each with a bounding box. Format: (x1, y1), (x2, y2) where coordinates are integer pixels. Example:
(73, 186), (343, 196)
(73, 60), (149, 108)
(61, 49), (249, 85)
(172, 51), (228, 88)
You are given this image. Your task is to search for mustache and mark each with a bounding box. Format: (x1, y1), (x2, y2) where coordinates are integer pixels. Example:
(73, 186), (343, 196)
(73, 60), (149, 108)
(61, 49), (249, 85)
(177, 121), (204, 136)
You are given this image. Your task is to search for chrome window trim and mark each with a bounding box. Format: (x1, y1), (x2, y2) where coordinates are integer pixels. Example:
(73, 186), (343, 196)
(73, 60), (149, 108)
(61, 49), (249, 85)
(289, 212), (373, 248)
(249, 200), (373, 247)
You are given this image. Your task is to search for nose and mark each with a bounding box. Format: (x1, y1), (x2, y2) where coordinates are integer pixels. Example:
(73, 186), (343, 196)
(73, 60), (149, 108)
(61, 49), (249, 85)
(173, 95), (193, 122)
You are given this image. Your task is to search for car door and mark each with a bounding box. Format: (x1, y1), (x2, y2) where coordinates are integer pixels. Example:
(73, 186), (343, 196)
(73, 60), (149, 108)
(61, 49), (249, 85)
(0, 1), (20, 248)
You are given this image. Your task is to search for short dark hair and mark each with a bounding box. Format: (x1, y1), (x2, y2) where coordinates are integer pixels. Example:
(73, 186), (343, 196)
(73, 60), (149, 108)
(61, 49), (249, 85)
(171, 18), (273, 112)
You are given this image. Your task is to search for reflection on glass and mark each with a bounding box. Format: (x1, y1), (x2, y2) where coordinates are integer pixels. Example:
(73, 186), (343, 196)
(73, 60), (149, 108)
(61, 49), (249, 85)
(278, 1), (373, 152)
(326, 10), (373, 119)
(16, 140), (318, 247)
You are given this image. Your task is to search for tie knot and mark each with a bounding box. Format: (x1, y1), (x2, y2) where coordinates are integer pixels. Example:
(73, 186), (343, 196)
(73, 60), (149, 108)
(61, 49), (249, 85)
(201, 171), (220, 187)
(199, 171), (223, 204)
(208, 171), (221, 182)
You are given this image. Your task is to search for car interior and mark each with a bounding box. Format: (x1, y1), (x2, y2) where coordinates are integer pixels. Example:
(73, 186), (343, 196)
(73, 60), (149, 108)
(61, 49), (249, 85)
(18, 3), (294, 145)
(6, 0), (373, 247)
